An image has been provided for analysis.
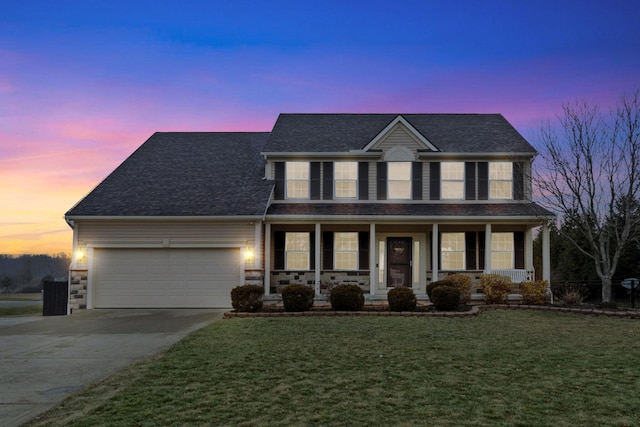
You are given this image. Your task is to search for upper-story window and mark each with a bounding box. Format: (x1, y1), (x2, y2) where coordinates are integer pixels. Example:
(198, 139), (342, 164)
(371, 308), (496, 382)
(285, 232), (310, 270)
(388, 162), (411, 199)
(489, 162), (513, 199)
(286, 162), (309, 199)
(441, 162), (464, 199)
(334, 232), (358, 270)
(335, 162), (358, 199)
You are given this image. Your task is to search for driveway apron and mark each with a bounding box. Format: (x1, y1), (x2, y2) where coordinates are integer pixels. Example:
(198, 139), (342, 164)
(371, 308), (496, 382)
(0, 309), (224, 427)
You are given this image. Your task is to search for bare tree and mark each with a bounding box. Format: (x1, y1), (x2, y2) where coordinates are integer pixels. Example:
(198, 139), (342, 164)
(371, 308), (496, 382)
(535, 90), (640, 303)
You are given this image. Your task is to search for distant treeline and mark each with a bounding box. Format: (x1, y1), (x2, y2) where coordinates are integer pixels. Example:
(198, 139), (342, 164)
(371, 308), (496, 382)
(0, 254), (71, 293)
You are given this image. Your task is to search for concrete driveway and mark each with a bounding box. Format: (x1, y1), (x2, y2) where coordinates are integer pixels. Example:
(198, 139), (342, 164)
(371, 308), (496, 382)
(0, 309), (224, 427)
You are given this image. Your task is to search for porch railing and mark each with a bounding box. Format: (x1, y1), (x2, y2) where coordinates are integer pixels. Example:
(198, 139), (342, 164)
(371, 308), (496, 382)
(484, 269), (533, 283)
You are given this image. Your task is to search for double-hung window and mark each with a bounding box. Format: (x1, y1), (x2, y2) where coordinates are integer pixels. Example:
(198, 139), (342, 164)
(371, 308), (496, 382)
(491, 232), (514, 269)
(334, 232), (358, 270)
(335, 162), (357, 199)
(441, 232), (465, 270)
(489, 162), (512, 199)
(441, 162), (464, 199)
(285, 232), (310, 270)
(286, 162), (309, 199)
(388, 162), (411, 199)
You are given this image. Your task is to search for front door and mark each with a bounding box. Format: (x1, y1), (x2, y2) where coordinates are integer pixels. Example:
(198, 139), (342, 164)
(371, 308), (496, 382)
(387, 237), (412, 287)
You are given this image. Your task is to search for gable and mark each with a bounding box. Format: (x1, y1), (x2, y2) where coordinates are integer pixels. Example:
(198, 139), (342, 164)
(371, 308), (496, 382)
(363, 115), (439, 153)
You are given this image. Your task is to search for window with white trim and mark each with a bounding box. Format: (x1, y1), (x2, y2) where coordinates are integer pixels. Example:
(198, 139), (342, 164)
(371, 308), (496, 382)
(491, 232), (514, 269)
(489, 162), (513, 199)
(286, 162), (309, 199)
(441, 232), (465, 270)
(334, 232), (358, 270)
(441, 162), (464, 199)
(335, 162), (358, 199)
(388, 162), (411, 199)
(285, 232), (310, 270)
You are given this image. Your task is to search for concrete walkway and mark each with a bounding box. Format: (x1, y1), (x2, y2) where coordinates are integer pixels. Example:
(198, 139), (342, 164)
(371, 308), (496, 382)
(0, 309), (224, 427)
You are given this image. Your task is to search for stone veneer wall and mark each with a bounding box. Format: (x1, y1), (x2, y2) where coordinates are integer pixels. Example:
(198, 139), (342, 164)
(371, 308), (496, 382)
(270, 271), (370, 295)
(244, 269), (264, 286)
(69, 269), (88, 312)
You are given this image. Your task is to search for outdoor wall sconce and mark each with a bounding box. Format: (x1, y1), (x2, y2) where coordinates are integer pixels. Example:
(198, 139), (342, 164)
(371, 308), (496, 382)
(75, 249), (87, 262)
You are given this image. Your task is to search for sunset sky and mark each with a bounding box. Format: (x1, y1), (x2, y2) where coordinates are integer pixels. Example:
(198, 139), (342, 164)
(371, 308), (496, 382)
(1, 0), (639, 255)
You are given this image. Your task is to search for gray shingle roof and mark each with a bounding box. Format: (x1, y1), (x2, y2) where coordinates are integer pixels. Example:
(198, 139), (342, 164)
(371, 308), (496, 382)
(265, 114), (536, 153)
(266, 203), (554, 218)
(66, 132), (273, 217)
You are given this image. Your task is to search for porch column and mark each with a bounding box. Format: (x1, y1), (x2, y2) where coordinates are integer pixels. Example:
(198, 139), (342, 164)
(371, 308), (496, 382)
(431, 223), (438, 282)
(315, 223), (321, 296)
(542, 222), (551, 282)
(264, 223), (271, 295)
(485, 223), (492, 272)
(369, 223), (376, 295)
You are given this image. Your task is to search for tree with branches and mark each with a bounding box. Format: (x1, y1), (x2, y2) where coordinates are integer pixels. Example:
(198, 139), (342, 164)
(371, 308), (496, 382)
(535, 90), (640, 303)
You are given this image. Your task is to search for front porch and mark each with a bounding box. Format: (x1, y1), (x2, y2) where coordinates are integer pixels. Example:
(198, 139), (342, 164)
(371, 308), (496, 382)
(260, 221), (551, 300)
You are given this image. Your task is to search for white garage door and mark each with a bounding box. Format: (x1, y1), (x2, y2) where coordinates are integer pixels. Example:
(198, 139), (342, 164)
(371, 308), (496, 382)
(93, 248), (241, 308)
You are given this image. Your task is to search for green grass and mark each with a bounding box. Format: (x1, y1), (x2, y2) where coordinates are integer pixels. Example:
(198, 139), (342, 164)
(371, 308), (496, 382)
(28, 311), (640, 427)
(0, 292), (42, 301)
(0, 305), (42, 317)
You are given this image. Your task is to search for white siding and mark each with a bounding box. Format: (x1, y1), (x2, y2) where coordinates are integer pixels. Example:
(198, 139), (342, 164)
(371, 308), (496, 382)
(374, 124), (424, 152)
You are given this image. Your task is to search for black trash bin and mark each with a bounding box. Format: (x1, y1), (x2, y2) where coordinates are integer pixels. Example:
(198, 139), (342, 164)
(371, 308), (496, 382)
(43, 280), (68, 316)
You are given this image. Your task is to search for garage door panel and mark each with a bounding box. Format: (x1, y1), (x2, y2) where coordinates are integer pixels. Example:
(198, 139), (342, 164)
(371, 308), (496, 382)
(93, 248), (240, 308)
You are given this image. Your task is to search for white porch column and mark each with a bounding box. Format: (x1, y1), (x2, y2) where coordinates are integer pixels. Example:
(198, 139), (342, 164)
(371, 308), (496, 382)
(264, 223), (271, 295)
(525, 226), (534, 271)
(86, 247), (94, 309)
(315, 223), (321, 296)
(369, 223), (376, 295)
(431, 223), (438, 282)
(485, 223), (492, 272)
(253, 222), (262, 269)
(542, 222), (551, 282)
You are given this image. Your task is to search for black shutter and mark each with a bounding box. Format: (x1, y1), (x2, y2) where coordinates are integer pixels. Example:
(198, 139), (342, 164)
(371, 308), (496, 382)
(310, 162), (321, 200)
(465, 232), (477, 270)
(377, 162), (387, 200)
(412, 162), (423, 200)
(274, 162), (285, 200)
(478, 232), (486, 270)
(513, 162), (525, 200)
(478, 162), (488, 200)
(430, 162), (440, 200)
(358, 162), (369, 200)
(310, 232), (315, 269)
(322, 162), (333, 200)
(274, 231), (285, 270)
(358, 232), (370, 270)
(465, 162), (476, 200)
(514, 231), (525, 269)
(322, 232), (334, 270)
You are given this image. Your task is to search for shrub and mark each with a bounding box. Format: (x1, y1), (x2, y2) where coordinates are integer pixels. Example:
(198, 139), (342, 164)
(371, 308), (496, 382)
(479, 274), (513, 304)
(555, 283), (588, 306)
(427, 279), (453, 300)
(387, 286), (417, 312)
(446, 273), (472, 305)
(231, 284), (264, 312)
(519, 280), (550, 305)
(281, 283), (315, 312)
(330, 284), (364, 311)
(431, 286), (461, 311)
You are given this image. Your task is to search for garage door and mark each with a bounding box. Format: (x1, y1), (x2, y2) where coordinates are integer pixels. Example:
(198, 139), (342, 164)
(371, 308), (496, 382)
(93, 248), (241, 308)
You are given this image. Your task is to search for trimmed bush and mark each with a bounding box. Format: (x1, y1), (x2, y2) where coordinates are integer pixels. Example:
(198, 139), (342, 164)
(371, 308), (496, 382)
(281, 283), (315, 312)
(479, 274), (513, 304)
(431, 285), (461, 311)
(446, 273), (472, 305)
(427, 279), (453, 300)
(231, 284), (264, 312)
(330, 284), (364, 311)
(519, 280), (550, 305)
(387, 286), (417, 312)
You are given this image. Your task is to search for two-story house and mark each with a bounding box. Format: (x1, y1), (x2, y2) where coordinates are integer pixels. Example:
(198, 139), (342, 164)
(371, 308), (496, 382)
(65, 113), (553, 311)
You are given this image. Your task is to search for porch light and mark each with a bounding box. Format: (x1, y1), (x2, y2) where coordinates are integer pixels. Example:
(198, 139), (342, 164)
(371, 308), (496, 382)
(75, 249), (87, 262)
(244, 242), (254, 263)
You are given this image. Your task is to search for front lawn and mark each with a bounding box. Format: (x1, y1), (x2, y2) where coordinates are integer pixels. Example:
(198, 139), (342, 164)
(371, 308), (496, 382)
(28, 311), (640, 426)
